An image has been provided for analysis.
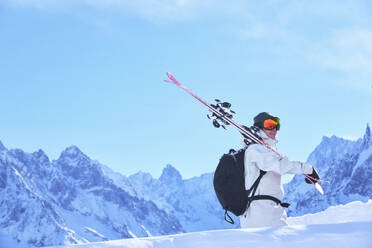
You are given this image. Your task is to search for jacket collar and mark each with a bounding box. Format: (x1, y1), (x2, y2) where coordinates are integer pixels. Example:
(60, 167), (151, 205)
(258, 129), (278, 147)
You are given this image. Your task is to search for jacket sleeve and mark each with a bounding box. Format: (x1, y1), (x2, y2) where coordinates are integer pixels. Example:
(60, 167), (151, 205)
(246, 144), (313, 175)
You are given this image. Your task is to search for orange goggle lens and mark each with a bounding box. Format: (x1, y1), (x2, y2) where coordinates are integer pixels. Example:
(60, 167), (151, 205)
(263, 118), (280, 130)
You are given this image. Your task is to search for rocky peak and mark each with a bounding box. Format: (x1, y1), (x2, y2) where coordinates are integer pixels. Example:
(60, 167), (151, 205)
(129, 171), (154, 184)
(55, 145), (97, 182)
(159, 164), (183, 186)
(0, 140), (6, 151)
(57, 146), (91, 168)
(59, 145), (85, 158)
(308, 135), (357, 160)
(362, 123), (371, 149)
(32, 149), (50, 164)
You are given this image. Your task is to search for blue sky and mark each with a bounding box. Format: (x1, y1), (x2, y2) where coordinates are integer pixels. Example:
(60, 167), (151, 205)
(1, 0), (371, 180)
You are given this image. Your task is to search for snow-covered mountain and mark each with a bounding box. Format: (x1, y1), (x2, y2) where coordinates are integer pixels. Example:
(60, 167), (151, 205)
(127, 165), (238, 232)
(0, 144), (183, 248)
(284, 124), (372, 216)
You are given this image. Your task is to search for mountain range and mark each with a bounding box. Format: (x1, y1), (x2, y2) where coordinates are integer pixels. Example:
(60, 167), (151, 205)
(0, 124), (371, 247)
(0, 143), (183, 248)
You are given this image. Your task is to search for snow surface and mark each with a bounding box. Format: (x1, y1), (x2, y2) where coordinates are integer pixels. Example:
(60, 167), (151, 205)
(46, 200), (372, 248)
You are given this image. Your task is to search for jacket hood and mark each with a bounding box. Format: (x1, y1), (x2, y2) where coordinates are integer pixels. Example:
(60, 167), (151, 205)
(241, 129), (277, 148)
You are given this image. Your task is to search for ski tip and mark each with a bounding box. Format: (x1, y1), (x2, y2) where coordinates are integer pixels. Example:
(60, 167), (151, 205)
(315, 183), (324, 195)
(166, 72), (175, 81)
(167, 71), (174, 81)
(164, 71), (174, 84)
(166, 72), (176, 81)
(165, 72), (181, 86)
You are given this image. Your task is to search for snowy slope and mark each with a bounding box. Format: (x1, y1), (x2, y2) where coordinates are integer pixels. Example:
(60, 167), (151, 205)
(287, 200), (372, 225)
(46, 200), (372, 248)
(284, 124), (372, 216)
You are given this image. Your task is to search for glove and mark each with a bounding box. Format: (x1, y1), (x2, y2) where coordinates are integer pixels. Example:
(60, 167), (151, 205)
(305, 167), (320, 184)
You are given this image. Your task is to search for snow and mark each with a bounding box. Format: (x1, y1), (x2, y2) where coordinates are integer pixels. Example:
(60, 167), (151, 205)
(288, 200), (372, 225)
(46, 200), (372, 248)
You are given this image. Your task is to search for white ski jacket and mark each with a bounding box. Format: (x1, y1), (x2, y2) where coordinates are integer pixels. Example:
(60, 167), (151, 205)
(239, 130), (313, 228)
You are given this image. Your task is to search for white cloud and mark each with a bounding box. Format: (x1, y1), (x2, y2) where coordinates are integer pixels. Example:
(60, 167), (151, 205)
(4, 0), (57, 9)
(235, 1), (372, 90)
(85, 0), (197, 20)
(3, 0), (219, 21)
(302, 28), (372, 92)
(308, 28), (372, 73)
(5, 0), (372, 79)
(240, 22), (287, 40)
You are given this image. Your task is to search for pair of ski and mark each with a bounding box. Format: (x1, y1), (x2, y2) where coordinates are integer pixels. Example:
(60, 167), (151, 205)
(164, 72), (327, 195)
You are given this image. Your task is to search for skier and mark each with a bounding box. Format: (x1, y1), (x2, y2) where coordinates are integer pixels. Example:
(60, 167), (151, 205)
(164, 73), (323, 224)
(240, 112), (319, 228)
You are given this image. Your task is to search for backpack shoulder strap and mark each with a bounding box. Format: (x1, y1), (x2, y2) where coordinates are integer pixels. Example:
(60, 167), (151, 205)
(247, 170), (266, 197)
(245, 170), (290, 210)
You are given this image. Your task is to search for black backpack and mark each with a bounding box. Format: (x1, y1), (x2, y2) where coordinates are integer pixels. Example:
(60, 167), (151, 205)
(213, 148), (289, 224)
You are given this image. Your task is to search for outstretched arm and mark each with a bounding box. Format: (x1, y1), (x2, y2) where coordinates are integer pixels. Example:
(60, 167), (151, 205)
(246, 144), (313, 175)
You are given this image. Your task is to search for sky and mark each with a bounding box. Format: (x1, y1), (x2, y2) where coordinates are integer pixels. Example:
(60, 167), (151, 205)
(0, 0), (371, 180)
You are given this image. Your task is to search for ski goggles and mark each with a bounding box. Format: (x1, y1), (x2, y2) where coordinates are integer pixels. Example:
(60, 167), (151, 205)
(263, 118), (280, 130)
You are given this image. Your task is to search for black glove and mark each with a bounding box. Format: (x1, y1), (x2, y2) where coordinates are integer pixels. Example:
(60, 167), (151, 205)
(305, 168), (320, 184)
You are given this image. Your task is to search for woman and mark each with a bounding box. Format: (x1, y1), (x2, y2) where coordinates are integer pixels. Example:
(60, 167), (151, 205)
(240, 112), (319, 228)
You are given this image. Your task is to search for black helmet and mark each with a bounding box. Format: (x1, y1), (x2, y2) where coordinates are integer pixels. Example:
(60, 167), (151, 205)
(253, 112), (280, 130)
